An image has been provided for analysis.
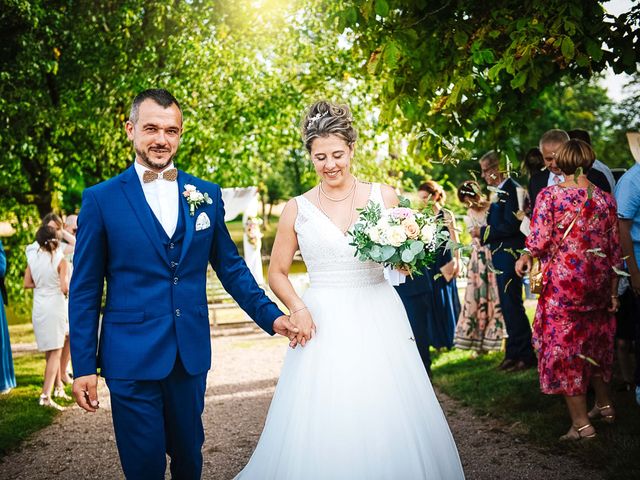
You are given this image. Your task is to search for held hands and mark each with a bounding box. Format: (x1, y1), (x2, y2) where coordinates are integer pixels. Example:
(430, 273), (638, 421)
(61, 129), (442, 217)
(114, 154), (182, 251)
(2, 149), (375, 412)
(288, 306), (316, 348)
(73, 374), (99, 413)
(515, 254), (532, 278)
(273, 315), (301, 348)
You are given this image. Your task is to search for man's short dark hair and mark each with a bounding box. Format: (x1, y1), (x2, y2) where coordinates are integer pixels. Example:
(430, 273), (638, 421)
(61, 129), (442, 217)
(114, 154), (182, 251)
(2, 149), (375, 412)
(567, 128), (592, 145)
(129, 89), (181, 124)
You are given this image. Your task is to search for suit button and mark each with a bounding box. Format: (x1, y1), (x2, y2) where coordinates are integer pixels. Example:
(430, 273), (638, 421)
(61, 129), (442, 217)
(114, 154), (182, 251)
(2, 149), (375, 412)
(170, 261), (178, 268)
(175, 309), (181, 317)
(169, 242), (175, 249)
(173, 277), (179, 285)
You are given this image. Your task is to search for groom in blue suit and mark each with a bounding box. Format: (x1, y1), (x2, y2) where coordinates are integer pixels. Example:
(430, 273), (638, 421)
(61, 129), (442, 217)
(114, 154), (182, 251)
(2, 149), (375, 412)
(70, 89), (299, 479)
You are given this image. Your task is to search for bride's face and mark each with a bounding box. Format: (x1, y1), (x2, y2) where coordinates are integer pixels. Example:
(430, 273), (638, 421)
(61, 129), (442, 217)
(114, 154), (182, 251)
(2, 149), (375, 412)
(310, 135), (354, 187)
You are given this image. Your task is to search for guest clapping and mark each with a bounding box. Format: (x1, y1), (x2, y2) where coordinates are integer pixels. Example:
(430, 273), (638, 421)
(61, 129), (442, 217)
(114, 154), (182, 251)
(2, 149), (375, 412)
(474, 151), (535, 372)
(524, 139), (622, 441)
(24, 226), (71, 410)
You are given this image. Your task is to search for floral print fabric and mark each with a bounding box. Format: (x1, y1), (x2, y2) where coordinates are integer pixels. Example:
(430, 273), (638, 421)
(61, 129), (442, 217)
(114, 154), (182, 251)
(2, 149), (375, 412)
(526, 185), (622, 396)
(455, 209), (505, 351)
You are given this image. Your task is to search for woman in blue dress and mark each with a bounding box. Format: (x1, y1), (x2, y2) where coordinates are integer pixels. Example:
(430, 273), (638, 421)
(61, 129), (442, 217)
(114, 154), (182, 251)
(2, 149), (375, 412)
(418, 181), (461, 349)
(0, 239), (16, 394)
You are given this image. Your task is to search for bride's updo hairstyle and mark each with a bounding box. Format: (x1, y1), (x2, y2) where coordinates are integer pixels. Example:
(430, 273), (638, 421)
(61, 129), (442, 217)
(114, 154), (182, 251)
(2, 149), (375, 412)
(301, 101), (358, 153)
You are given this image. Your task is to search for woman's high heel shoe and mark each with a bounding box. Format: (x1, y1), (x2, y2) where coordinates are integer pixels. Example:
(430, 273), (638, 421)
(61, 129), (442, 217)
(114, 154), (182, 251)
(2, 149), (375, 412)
(587, 404), (615, 424)
(39, 394), (66, 411)
(559, 423), (596, 441)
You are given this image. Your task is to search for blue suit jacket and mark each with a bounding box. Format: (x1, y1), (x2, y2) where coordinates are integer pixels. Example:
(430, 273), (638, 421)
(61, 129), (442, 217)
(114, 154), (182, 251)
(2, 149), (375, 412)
(69, 165), (283, 380)
(480, 177), (525, 251)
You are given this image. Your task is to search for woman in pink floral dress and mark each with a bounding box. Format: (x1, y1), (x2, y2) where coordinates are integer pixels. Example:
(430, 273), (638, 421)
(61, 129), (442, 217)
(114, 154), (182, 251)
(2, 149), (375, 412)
(525, 139), (622, 441)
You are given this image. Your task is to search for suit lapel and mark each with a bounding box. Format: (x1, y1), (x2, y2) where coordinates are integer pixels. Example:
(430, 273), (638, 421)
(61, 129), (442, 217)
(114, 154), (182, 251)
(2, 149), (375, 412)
(177, 171), (196, 267)
(120, 165), (170, 267)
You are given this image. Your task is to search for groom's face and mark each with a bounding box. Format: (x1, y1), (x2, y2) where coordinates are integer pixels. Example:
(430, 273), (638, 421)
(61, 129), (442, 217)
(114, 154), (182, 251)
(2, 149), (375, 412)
(126, 99), (183, 171)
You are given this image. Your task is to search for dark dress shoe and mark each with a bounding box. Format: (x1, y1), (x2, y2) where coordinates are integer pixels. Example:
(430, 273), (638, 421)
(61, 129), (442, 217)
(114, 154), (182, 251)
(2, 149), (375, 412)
(497, 358), (517, 370)
(506, 360), (536, 372)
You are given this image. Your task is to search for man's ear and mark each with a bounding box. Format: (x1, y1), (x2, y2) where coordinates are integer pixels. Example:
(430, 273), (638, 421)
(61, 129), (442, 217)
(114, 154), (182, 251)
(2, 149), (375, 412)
(125, 121), (134, 141)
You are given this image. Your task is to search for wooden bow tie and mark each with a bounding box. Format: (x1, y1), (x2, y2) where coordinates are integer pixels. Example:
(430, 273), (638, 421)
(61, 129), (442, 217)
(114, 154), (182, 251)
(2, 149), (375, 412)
(143, 168), (178, 183)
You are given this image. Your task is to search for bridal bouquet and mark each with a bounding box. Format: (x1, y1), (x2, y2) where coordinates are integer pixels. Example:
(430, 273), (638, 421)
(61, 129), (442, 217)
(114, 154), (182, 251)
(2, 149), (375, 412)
(348, 199), (449, 276)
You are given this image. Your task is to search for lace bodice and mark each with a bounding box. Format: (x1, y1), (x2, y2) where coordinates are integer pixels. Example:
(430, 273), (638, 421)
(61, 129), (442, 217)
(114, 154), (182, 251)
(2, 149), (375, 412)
(295, 183), (386, 288)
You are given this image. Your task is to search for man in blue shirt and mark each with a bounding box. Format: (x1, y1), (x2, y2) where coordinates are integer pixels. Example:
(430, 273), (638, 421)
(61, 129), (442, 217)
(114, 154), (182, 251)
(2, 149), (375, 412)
(615, 156), (640, 406)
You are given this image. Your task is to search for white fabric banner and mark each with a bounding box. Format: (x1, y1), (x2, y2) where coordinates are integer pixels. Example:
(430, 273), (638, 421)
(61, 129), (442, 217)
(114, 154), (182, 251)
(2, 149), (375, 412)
(220, 187), (264, 285)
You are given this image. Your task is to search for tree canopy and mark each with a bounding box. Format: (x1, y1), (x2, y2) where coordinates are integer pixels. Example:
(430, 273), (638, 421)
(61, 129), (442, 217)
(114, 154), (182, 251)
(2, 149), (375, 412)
(331, 0), (639, 167)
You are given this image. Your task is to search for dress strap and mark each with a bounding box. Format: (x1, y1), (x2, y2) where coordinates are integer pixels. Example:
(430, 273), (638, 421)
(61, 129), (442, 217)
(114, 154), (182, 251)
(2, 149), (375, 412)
(293, 195), (311, 232)
(369, 182), (384, 208)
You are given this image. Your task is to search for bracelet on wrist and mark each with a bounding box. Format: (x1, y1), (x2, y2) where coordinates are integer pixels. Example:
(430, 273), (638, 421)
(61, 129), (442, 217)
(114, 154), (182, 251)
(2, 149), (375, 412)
(290, 306), (307, 315)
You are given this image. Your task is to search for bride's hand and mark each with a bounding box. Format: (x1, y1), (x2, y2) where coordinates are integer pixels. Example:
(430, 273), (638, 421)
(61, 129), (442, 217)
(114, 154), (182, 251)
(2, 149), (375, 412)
(290, 307), (316, 347)
(273, 315), (301, 348)
(396, 266), (411, 277)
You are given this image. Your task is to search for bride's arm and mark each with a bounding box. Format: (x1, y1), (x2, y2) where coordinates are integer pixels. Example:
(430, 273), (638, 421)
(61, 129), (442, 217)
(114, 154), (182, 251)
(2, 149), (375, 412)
(268, 199), (316, 347)
(380, 184), (400, 208)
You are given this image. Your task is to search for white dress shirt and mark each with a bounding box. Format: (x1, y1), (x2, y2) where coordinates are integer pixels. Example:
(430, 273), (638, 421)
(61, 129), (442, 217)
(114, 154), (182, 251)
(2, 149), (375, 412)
(134, 161), (179, 238)
(547, 171), (564, 186)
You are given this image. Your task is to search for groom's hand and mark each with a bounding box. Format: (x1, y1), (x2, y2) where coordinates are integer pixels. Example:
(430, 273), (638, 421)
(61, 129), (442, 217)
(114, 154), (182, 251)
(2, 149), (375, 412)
(73, 374), (100, 412)
(273, 315), (301, 348)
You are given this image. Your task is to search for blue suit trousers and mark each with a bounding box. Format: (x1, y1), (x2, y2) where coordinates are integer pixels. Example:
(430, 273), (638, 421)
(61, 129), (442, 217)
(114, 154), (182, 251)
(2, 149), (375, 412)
(492, 250), (535, 362)
(107, 356), (207, 479)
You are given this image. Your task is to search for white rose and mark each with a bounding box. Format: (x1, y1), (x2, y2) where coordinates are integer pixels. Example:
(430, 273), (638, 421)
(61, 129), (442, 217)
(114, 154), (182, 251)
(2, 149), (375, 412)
(191, 192), (204, 202)
(368, 225), (382, 243)
(386, 225), (407, 247)
(184, 184), (197, 192)
(420, 224), (436, 244)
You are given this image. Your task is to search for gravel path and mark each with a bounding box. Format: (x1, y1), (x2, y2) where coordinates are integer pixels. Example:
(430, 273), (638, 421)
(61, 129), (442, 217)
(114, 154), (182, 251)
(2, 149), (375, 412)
(1, 331), (603, 480)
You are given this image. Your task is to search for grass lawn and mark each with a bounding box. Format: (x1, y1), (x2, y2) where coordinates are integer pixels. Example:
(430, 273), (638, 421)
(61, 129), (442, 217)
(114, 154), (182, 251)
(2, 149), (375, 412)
(431, 348), (640, 480)
(0, 353), (75, 457)
(7, 323), (35, 344)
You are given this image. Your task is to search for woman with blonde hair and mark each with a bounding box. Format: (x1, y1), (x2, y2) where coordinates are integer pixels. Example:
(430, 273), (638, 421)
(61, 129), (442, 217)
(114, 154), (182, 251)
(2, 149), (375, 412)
(524, 139), (622, 441)
(24, 225), (70, 410)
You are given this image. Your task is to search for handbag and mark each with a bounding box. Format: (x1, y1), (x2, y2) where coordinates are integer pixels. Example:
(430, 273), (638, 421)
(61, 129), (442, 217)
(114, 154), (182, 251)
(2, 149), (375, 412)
(528, 207), (581, 295)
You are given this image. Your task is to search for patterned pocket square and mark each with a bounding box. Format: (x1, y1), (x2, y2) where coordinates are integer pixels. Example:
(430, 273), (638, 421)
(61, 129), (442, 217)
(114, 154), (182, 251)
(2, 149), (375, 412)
(195, 212), (211, 231)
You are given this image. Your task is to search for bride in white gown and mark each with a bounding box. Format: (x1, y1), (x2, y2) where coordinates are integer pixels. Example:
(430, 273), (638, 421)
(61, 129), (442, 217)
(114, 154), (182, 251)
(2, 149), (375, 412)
(236, 101), (464, 479)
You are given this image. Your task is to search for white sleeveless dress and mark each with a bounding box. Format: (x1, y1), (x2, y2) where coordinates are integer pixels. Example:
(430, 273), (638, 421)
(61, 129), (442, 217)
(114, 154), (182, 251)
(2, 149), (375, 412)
(26, 246), (68, 352)
(236, 184), (464, 479)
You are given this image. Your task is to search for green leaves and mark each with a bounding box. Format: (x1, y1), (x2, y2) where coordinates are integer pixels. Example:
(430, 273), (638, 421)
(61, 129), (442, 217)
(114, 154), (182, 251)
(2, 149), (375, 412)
(374, 0), (389, 18)
(561, 37), (575, 60)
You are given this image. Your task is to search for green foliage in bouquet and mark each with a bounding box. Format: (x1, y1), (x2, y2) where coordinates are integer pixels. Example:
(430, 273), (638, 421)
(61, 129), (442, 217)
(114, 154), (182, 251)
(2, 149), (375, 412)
(348, 199), (449, 276)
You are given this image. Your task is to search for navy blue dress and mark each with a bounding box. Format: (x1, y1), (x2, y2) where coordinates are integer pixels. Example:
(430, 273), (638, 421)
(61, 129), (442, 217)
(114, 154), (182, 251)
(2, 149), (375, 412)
(427, 211), (460, 349)
(0, 240), (16, 392)
(394, 267), (435, 374)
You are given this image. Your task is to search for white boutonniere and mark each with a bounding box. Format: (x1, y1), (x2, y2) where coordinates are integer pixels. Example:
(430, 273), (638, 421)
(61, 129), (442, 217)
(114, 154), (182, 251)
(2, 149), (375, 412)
(182, 184), (213, 216)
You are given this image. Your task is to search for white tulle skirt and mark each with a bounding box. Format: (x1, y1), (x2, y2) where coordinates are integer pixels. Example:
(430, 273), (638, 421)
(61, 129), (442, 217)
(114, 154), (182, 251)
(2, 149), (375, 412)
(236, 280), (465, 479)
